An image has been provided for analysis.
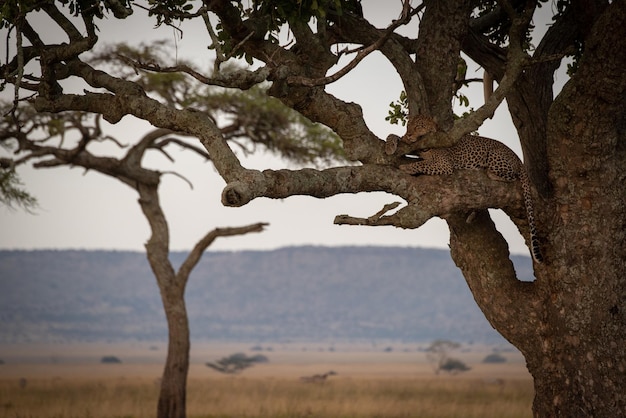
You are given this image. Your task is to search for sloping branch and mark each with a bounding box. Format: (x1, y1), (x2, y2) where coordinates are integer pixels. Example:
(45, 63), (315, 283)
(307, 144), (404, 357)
(177, 222), (268, 282)
(447, 210), (539, 344)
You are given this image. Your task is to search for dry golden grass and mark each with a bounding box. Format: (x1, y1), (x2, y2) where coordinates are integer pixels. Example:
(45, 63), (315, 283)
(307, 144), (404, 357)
(0, 376), (533, 418)
(0, 343), (534, 418)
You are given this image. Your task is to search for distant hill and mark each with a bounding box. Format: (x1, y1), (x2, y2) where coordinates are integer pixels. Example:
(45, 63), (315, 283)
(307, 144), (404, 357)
(0, 247), (534, 344)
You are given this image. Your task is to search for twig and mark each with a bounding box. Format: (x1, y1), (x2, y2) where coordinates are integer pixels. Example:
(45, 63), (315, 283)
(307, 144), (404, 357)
(161, 170), (194, 189)
(10, 6), (24, 125)
(287, 1), (418, 87)
(203, 11), (225, 72)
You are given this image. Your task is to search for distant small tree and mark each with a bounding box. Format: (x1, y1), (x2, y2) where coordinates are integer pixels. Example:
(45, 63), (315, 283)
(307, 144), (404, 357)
(206, 353), (268, 375)
(425, 339), (467, 375)
(249, 354), (269, 363)
(101, 355), (122, 364)
(439, 358), (471, 375)
(482, 353), (507, 364)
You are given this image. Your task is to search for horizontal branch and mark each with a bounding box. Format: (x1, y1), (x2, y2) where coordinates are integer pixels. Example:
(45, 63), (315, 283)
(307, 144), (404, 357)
(334, 202), (439, 230)
(334, 201), (401, 226)
(221, 164), (529, 233)
(221, 165), (402, 207)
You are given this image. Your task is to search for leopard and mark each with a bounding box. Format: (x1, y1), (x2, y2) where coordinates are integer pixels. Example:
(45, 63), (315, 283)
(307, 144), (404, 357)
(385, 115), (438, 155)
(399, 134), (543, 263)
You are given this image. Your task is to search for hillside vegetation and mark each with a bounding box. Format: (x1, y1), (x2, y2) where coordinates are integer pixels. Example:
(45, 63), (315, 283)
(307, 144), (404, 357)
(0, 246), (533, 343)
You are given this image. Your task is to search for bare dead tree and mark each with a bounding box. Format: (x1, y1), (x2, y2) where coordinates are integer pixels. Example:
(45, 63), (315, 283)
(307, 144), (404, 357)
(1, 106), (267, 416)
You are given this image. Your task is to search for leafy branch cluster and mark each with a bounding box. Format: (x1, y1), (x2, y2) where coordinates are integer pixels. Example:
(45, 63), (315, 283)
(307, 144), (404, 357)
(0, 166), (36, 210)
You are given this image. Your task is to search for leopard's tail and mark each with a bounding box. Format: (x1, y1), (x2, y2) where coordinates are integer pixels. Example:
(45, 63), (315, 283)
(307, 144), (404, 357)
(520, 170), (543, 263)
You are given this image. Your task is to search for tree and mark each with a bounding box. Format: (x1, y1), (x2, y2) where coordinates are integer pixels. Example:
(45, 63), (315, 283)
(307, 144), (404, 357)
(0, 102), (268, 418)
(2, 1), (625, 416)
(100, 355), (122, 364)
(439, 358), (471, 375)
(0, 42), (342, 418)
(425, 339), (470, 375)
(206, 352), (269, 374)
(482, 353), (507, 364)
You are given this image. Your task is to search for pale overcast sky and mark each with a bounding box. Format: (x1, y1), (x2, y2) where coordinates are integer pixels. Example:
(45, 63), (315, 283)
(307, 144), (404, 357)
(0, 2), (558, 255)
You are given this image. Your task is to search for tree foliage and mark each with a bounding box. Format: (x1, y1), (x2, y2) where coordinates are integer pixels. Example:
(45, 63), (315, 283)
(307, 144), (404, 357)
(100, 355), (122, 364)
(0, 167), (37, 211)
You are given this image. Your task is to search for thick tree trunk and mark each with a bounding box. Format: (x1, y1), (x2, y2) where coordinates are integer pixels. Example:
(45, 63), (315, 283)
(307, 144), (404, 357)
(451, 3), (626, 416)
(530, 3), (626, 415)
(526, 320), (626, 417)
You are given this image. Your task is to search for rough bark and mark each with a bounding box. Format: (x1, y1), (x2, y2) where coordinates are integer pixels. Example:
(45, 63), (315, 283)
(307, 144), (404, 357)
(453, 2), (626, 416)
(415, 0), (471, 129)
(528, 2), (626, 414)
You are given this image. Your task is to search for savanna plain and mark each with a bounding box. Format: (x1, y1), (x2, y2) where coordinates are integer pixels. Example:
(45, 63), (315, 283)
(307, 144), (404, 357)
(0, 342), (534, 418)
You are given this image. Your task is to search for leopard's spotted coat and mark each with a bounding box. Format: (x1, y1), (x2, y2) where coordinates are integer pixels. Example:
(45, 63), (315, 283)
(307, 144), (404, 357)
(400, 135), (543, 263)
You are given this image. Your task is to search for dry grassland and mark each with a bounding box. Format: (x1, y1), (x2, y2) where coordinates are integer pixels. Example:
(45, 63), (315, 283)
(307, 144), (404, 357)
(0, 343), (534, 418)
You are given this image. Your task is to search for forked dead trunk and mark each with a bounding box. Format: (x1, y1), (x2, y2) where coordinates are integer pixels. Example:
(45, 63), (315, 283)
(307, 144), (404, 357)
(139, 183), (191, 418)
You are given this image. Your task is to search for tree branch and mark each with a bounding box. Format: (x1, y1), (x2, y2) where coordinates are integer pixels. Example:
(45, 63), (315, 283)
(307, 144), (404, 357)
(118, 54), (271, 90)
(442, 1), (535, 144)
(41, 2), (83, 41)
(33, 87), (245, 185)
(221, 164), (530, 241)
(286, 1), (417, 88)
(447, 210), (540, 345)
(334, 202), (437, 230)
(328, 8), (430, 118)
(335, 202), (401, 226)
(177, 222), (268, 282)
